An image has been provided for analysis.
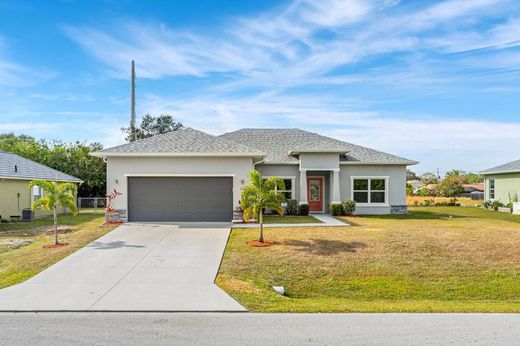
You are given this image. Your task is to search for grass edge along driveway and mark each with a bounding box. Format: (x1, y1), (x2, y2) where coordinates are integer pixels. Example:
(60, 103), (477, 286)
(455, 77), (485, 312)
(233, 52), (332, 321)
(216, 207), (520, 312)
(0, 215), (116, 289)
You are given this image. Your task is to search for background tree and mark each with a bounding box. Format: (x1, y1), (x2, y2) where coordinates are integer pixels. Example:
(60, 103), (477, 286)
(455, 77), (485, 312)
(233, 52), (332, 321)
(406, 169), (418, 181)
(29, 180), (78, 245)
(240, 170), (285, 243)
(420, 172), (438, 185)
(0, 134), (106, 197)
(436, 175), (465, 197)
(463, 172), (483, 184)
(121, 114), (183, 142)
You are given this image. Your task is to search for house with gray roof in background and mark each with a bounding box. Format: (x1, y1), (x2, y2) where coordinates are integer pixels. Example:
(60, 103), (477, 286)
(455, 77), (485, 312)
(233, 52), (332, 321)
(0, 152), (82, 221)
(480, 159), (520, 204)
(93, 127), (417, 222)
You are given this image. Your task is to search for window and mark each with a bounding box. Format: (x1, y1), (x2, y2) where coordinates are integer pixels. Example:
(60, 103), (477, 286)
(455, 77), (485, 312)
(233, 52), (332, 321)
(489, 179), (495, 199)
(31, 185), (42, 204)
(352, 177), (387, 204)
(263, 177), (295, 200)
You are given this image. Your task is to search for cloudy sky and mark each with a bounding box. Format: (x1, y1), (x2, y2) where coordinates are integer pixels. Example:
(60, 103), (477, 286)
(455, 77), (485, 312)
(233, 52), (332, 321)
(1, 0), (520, 174)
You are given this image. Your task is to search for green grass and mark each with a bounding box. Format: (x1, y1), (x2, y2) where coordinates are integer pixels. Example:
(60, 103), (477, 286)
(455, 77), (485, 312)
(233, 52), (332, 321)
(0, 214), (116, 288)
(216, 207), (520, 312)
(262, 215), (322, 224)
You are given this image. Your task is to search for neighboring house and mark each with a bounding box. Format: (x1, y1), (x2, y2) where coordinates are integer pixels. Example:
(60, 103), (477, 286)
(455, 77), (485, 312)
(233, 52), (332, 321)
(480, 159), (520, 203)
(92, 127), (417, 222)
(0, 152), (82, 220)
(461, 183), (484, 200)
(407, 180), (423, 194)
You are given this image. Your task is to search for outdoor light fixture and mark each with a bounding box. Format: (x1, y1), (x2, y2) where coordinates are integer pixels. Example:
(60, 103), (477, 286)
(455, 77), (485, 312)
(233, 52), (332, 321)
(115, 179), (119, 184)
(272, 286), (285, 296)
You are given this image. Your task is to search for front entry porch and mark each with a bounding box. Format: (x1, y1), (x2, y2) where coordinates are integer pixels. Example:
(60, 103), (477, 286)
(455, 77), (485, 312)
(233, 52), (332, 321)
(299, 169), (341, 214)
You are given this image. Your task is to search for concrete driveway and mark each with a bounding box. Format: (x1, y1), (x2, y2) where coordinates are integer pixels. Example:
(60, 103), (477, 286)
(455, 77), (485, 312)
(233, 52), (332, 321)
(0, 223), (246, 311)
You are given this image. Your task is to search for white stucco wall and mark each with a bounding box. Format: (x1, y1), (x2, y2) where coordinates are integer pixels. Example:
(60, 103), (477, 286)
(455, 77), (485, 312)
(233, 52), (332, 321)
(106, 156), (254, 213)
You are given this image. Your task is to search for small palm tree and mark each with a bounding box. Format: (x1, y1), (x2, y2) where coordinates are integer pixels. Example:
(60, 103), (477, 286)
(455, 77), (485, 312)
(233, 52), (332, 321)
(241, 170), (285, 243)
(29, 180), (78, 245)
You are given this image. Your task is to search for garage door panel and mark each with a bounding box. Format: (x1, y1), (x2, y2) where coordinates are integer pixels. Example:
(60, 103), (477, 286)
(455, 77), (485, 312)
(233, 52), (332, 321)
(128, 177), (233, 222)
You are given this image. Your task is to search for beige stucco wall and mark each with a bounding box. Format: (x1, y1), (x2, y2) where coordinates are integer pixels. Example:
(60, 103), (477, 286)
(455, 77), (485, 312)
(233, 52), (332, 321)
(0, 179), (66, 219)
(106, 156), (255, 213)
(484, 173), (520, 203)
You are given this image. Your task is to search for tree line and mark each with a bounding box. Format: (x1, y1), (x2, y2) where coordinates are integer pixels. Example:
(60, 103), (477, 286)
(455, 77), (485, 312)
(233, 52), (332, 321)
(1, 114), (183, 197)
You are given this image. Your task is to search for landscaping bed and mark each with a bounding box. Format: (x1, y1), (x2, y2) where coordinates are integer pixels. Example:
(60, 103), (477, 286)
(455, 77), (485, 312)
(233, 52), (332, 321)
(0, 215), (116, 288)
(217, 207), (520, 312)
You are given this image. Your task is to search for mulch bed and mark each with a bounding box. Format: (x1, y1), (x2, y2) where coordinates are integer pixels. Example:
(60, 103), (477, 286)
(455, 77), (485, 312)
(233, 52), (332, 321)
(43, 242), (69, 249)
(246, 240), (273, 247)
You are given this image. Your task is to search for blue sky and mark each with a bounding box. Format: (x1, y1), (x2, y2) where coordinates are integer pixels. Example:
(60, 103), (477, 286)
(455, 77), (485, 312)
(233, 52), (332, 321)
(1, 0), (520, 174)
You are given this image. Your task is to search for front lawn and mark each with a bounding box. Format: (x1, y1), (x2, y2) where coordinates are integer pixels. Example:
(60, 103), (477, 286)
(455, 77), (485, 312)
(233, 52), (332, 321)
(216, 207), (520, 312)
(262, 215), (322, 224)
(0, 215), (116, 288)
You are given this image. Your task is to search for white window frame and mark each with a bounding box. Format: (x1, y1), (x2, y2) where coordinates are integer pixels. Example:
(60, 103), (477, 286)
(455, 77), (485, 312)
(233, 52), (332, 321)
(350, 176), (389, 206)
(31, 185), (42, 205)
(489, 178), (495, 199)
(262, 176), (296, 203)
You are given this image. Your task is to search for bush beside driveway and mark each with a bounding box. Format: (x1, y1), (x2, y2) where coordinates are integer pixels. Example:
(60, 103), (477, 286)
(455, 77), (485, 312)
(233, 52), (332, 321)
(216, 207), (520, 312)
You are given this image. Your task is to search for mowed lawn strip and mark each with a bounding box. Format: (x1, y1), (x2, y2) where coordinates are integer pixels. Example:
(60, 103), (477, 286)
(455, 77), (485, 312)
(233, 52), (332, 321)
(216, 207), (520, 312)
(0, 215), (116, 288)
(262, 215), (322, 224)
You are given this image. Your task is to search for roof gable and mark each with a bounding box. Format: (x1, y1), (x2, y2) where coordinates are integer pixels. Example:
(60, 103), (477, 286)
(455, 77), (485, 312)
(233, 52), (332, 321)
(95, 127), (263, 156)
(0, 152), (82, 182)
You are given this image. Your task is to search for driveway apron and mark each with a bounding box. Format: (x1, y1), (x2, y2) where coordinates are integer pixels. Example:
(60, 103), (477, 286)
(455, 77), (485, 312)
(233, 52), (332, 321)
(0, 224), (246, 311)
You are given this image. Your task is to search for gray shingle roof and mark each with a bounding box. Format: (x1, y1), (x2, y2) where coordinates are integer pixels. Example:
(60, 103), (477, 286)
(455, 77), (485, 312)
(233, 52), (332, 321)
(95, 127), (263, 155)
(480, 159), (520, 175)
(219, 128), (417, 164)
(0, 152), (82, 182)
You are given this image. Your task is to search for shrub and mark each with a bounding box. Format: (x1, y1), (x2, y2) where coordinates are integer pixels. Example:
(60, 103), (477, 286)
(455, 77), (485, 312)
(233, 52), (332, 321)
(483, 200), (493, 209)
(330, 203), (343, 216)
(286, 199), (298, 215)
(298, 203), (310, 216)
(491, 200), (504, 210)
(342, 200), (356, 215)
(423, 199), (434, 207)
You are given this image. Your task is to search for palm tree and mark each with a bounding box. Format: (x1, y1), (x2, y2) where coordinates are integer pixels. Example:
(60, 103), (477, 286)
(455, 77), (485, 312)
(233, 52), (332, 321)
(240, 170), (285, 243)
(29, 180), (78, 245)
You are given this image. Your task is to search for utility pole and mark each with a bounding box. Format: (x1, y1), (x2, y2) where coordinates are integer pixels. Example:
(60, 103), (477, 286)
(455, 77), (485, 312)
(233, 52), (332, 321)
(436, 168), (440, 179)
(130, 60), (136, 142)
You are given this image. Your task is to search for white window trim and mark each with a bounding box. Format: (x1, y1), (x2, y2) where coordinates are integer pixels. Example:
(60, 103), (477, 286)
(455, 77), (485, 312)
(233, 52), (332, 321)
(262, 176), (296, 202)
(489, 178), (495, 200)
(350, 176), (389, 206)
(31, 185), (42, 206)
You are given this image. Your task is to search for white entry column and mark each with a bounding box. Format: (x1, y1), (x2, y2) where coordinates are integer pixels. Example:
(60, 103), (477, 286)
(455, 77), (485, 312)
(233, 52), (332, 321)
(331, 169), (341, 203)
(299, 169), (308, 204)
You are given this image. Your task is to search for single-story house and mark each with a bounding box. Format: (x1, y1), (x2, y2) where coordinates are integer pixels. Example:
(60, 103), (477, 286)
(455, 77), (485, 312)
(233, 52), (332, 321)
(480, 159), (520, 203)
(0, 152), (82, 221)
(92, 127), (417, 222)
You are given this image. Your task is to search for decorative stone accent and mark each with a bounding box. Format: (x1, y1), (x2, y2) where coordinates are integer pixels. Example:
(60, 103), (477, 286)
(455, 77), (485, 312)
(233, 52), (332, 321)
(106, 209), (127, 223)
(391, 205), (408, 214)
(232, 207), (244, 223)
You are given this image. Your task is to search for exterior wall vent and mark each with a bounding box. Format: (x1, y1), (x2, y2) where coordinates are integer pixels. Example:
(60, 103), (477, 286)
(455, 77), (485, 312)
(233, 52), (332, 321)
(14, 165), (17, 173)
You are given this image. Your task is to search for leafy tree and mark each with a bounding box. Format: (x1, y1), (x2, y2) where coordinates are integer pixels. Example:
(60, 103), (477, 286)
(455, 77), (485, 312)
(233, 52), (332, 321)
(406, 183), (414, 195)
(121, 114), (183, 142)
(29, 180), (78, 245)
(240, 170), (285, 243)
(406, 169), (418, 181)
(0, 134), (106, 197)
(420, 172), (438, 185)
(463, 172), (483, 184)
(436, 175), (465, 197)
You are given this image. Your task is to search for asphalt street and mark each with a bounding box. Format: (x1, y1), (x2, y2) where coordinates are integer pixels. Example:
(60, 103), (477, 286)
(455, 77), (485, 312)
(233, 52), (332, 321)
(1, 312), (520, 345)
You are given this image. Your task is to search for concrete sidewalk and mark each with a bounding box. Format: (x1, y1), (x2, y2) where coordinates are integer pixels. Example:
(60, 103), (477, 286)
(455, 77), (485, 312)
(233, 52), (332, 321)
(233, 213), (349, 228)
(0, 224), (245, 312)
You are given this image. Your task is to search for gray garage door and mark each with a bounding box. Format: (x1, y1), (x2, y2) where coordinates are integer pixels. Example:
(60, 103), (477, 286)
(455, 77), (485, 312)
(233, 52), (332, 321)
(127, 177), (233, 222)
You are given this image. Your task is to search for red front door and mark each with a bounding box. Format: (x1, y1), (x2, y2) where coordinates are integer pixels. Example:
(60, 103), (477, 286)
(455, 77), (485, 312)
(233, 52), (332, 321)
(307, 177), (323, 212)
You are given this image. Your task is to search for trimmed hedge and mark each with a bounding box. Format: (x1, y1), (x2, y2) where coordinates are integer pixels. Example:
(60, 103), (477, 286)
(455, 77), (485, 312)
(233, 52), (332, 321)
(286, 199), (298, 215)
(298, 203), (310, 216)
(330, 203), (343, 216)
(342, 200), (356, 215)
